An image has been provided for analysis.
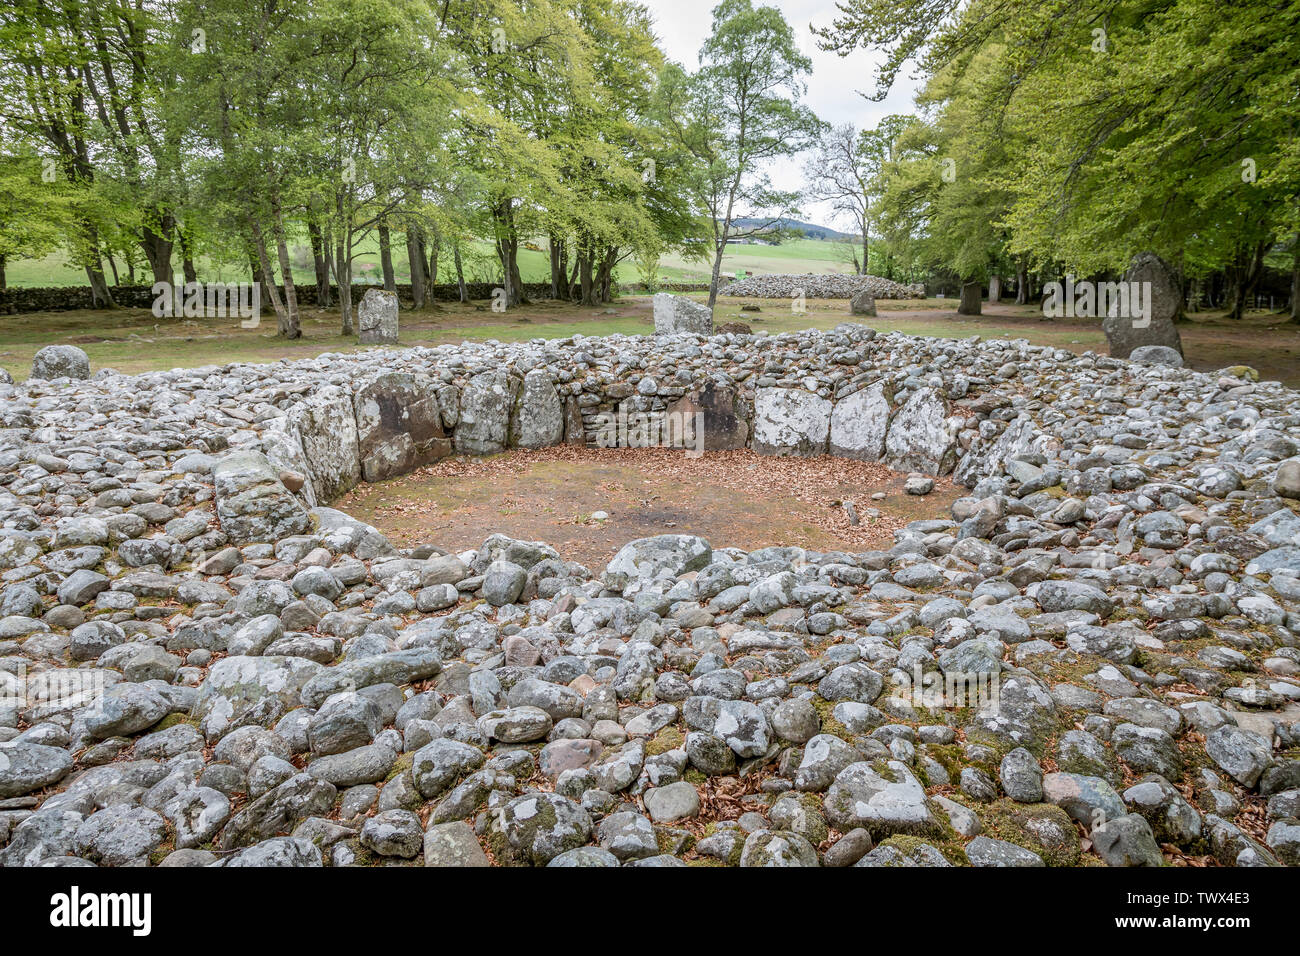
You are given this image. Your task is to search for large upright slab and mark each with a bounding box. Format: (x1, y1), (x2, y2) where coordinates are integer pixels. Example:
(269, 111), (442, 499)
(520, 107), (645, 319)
(1103, 252), (1183, 359)
(353, 372), (450, 481)
(667, 382), (749, 451)
(884, 387), (958, 474)
(753, 387), (832, 456)
(653, 293), (713, 336)
(289, 385), (361, 500)
(510, 369), (564, 449)
(455, 369), (519, 455)
(830, 381), (891, 460)
(358, 288), (400, 344)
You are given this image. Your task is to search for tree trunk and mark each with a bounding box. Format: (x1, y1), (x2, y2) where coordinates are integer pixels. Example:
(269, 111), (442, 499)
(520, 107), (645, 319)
(378, 221), (396, 292)
(1291, 233), (1299, 324)
(178, 226), (198, 285)
(708, 179), (741, 310)
(106, 254), (120, 287)
(250, 220), (289, 331)
(496, 235), (520, 306)
(82, 224), (114, 307)
(706, 241), (726, 310)
(250, 254), (270, 316)
(269, 197), (301, 338)
(597, 246), (618, 303)
(492, 200), (522, 306)
(309, 222), (331, 307)
(579, 250), (595, 306)
(1229, 241), (1268, 320)
(406, 226), (426, 310)
(335, 240), (354, 335)
(958, 280), (982, 315)
(860, 230), (869, 277)
(453, 242), (467, 303)
(1014, 262), (1028, 305)
(510, 251), (525, 305)
(549, 236), (563, 299)
(0, 254), (5, 290)
(85, 263), (113, 307)
(141, 218), (175, 315)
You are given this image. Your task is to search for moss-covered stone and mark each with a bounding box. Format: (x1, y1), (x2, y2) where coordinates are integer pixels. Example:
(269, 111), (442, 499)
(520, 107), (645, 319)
(645, 725), (684, 756)
(978, 799), (1081, 867)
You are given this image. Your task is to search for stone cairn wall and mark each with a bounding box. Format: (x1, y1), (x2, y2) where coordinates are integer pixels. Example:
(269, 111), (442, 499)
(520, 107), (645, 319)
(0, 324), (1298, 868)
(719, 273), (925, 299)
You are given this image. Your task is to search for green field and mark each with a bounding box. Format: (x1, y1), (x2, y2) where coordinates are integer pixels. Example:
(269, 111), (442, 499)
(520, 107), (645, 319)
(3, 236), (860, 289)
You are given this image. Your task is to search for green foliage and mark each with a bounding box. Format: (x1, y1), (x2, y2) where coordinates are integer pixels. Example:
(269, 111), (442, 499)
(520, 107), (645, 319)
(0, 0), (727, 316)
(822, 0), (1300, 306)
(663, 0), (826, 305)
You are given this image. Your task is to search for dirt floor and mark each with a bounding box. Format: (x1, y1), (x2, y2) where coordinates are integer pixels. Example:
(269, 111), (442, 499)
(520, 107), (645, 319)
(5, 295), (1298, 387)
(333, 446), (961, 569)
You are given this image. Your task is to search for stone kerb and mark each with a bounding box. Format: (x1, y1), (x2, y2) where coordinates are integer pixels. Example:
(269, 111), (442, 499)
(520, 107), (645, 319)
(232, 340), (973, 540)
(22, 326), (1261, 555)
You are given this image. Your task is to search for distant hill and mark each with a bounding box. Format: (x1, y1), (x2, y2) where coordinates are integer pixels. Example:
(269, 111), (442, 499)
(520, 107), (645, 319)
(730, 218), (852, 241)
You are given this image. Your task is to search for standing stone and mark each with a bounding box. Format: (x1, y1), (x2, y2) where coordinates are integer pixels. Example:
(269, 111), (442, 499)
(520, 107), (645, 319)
(666, 382), (749, 452)
(358, 288), (399, 344)
(988, 275), (1002, 302)
(510, 369), (564, 449)
(753, 387), (832, 456)
(849, 288), (877, 317)
(653, 293), (713, 336)
(31, 345), (90, 380)
(353, 372), (450, 481)
(455, 369), (519, 455)
(1102, 252), (1183, 358)
(884, 387), (958, 475)
(289, 385), (361, 501)
(830, 381), (891, 461)
(563, 396), (586, 446)
(958, 281), (982, 315)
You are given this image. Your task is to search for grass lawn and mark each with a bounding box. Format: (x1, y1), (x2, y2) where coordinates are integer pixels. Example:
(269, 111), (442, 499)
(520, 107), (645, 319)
(2, 292), (1296, 387)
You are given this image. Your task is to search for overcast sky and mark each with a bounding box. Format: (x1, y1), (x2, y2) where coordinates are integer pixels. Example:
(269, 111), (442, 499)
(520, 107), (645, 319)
(640, 0), (922, 230)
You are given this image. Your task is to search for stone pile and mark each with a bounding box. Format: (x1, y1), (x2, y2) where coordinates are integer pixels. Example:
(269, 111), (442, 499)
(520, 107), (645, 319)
(0, 325), (1298, 867)
(720, 273), (925, 300)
